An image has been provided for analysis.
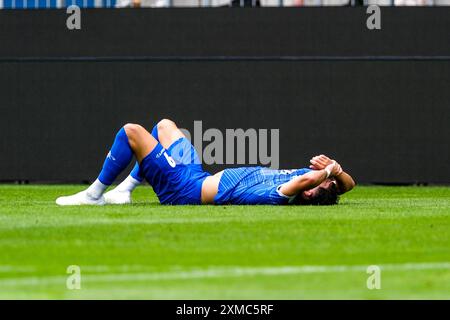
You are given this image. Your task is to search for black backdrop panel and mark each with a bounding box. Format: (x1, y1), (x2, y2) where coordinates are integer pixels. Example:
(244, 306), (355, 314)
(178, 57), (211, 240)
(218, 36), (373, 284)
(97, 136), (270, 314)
(1, 8), (450, 58)
(1, 61), (449, 183)
(0, 8), (449, 184)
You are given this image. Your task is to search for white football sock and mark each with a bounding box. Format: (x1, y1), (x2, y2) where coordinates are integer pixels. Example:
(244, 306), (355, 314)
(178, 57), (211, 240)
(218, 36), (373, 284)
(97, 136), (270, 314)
(86, 179), (108, 199)
(115, 175), (141, 193)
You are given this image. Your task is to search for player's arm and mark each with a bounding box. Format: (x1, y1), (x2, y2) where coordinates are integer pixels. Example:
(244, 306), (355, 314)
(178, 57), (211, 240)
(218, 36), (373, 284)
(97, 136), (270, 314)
(333, 171), (355, 195)
(310, 155), (356, 195)
(279, 162), (339, 197)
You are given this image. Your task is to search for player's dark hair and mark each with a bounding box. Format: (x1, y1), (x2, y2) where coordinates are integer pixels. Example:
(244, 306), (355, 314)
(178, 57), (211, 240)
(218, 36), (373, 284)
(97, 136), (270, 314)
(294, 182), (339, 206)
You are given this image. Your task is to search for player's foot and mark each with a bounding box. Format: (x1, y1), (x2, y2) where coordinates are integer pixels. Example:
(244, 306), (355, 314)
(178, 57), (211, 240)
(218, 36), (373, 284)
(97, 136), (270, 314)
(56, 190), (106, 206)
(103, 189), (132, 205)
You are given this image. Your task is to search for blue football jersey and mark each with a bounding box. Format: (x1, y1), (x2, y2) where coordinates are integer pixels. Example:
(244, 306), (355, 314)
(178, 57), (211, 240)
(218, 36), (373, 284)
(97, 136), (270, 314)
(214, 166), (312, 205)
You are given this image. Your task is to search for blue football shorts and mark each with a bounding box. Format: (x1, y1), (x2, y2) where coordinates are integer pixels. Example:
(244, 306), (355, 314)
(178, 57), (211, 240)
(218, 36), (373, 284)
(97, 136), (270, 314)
(140, 137), (210, 205)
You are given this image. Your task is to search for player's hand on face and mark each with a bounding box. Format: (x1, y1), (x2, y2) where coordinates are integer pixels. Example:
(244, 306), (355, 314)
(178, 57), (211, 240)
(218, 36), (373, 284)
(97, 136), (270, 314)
(309, 154), (334, 170)
(333, 162), (343, 176)
(309, 155), (324, 169)
(325, 160), (342, 177)
(322, 156), (343, 176)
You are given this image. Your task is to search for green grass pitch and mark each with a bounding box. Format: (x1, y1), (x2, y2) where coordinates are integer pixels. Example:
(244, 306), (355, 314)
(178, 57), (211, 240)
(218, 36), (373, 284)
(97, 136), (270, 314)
(0, 185), (449, 299)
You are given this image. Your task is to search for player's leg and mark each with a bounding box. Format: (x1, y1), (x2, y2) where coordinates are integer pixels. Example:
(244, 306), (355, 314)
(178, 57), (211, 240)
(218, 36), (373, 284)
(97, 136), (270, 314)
(56, 124), (157, 206)
(155, 118), (186, 149)
(104, 119), (187, 204)
(102, 162), (143, 204)
(124, 123), (160, 183)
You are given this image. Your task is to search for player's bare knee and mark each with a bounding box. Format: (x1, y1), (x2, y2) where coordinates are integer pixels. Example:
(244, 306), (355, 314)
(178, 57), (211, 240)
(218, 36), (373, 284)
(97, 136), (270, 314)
(124, 123), (144, 141)
(157, 119), (177, 132)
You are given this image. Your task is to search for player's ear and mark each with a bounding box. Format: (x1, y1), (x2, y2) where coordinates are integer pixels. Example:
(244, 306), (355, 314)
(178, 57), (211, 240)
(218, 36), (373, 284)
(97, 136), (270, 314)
(304, 190), (313, 198)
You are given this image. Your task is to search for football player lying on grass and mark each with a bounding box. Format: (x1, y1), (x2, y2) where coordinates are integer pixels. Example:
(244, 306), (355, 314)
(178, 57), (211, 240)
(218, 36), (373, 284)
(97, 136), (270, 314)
(56, 119), (355, 206)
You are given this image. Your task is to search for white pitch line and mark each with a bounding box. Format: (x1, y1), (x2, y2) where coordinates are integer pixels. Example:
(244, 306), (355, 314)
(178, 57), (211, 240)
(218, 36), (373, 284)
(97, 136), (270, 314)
(0, 262), (449, 287)
(0, 216), (302, 230)
(0, 266), (36, 273)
